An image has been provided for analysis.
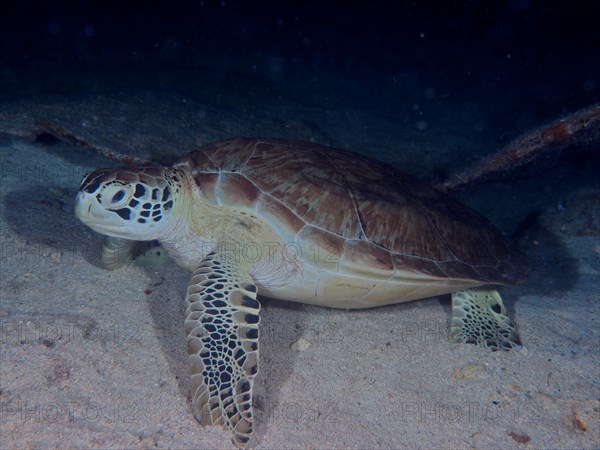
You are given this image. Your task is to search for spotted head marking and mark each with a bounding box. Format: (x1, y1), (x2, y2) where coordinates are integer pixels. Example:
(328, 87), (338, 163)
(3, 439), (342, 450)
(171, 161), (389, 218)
(75, 166), (186, 240)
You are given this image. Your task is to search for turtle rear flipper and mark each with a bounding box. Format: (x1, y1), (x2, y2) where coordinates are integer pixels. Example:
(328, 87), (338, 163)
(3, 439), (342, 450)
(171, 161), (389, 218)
(450, 288), (521, 351)
(185, 252), (260, 448)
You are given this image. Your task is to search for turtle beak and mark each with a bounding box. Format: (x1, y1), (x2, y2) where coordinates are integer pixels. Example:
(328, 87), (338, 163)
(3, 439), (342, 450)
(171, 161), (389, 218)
(75, 191), (113, 230)
(74, 191), (92, 222)
(75, 190), (137, 238)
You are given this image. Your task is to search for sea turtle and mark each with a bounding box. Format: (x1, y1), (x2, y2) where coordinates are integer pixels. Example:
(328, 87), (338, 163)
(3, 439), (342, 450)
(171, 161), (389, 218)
(75, 137), (527, 447)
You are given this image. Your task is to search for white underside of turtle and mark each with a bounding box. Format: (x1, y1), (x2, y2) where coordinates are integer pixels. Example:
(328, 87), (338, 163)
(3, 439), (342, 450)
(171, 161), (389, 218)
(75, 138), (525, 447)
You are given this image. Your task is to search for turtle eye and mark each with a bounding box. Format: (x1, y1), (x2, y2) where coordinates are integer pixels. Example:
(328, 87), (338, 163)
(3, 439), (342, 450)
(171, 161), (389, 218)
(111, 190), (125, 204)
(102, 184), (132, 209)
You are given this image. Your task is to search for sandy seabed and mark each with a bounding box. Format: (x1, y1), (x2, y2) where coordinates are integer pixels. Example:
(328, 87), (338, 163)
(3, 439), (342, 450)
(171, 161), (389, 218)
(1, 127), (598, 449)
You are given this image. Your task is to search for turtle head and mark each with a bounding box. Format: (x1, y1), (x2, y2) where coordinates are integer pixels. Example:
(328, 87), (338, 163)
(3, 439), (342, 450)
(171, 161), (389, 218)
(75, 166), (186, 241)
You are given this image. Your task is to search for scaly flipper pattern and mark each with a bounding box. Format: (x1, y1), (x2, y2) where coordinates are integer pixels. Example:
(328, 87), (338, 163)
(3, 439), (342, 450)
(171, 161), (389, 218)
(450, 288), (521, 351)
(185, 252), (260, 447)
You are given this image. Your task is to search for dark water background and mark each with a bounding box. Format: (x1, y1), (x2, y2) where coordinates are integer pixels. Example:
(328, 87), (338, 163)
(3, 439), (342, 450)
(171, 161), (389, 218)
(2, 2), (598, 106)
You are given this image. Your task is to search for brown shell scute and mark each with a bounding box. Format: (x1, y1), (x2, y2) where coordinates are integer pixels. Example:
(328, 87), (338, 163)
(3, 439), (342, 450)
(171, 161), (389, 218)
(246, 144), (364, 238)
(216, 173), (261, 209)
(341, 240), (395, 277)
(186, 138), (527, 285)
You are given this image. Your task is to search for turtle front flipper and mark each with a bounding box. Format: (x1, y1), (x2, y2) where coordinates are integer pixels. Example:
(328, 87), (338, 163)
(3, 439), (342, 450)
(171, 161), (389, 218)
(100, 237), (172, 269)
(450, 288), (521, 351)
(100, 236), (137, 270)
(185, 252), (260, 448)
